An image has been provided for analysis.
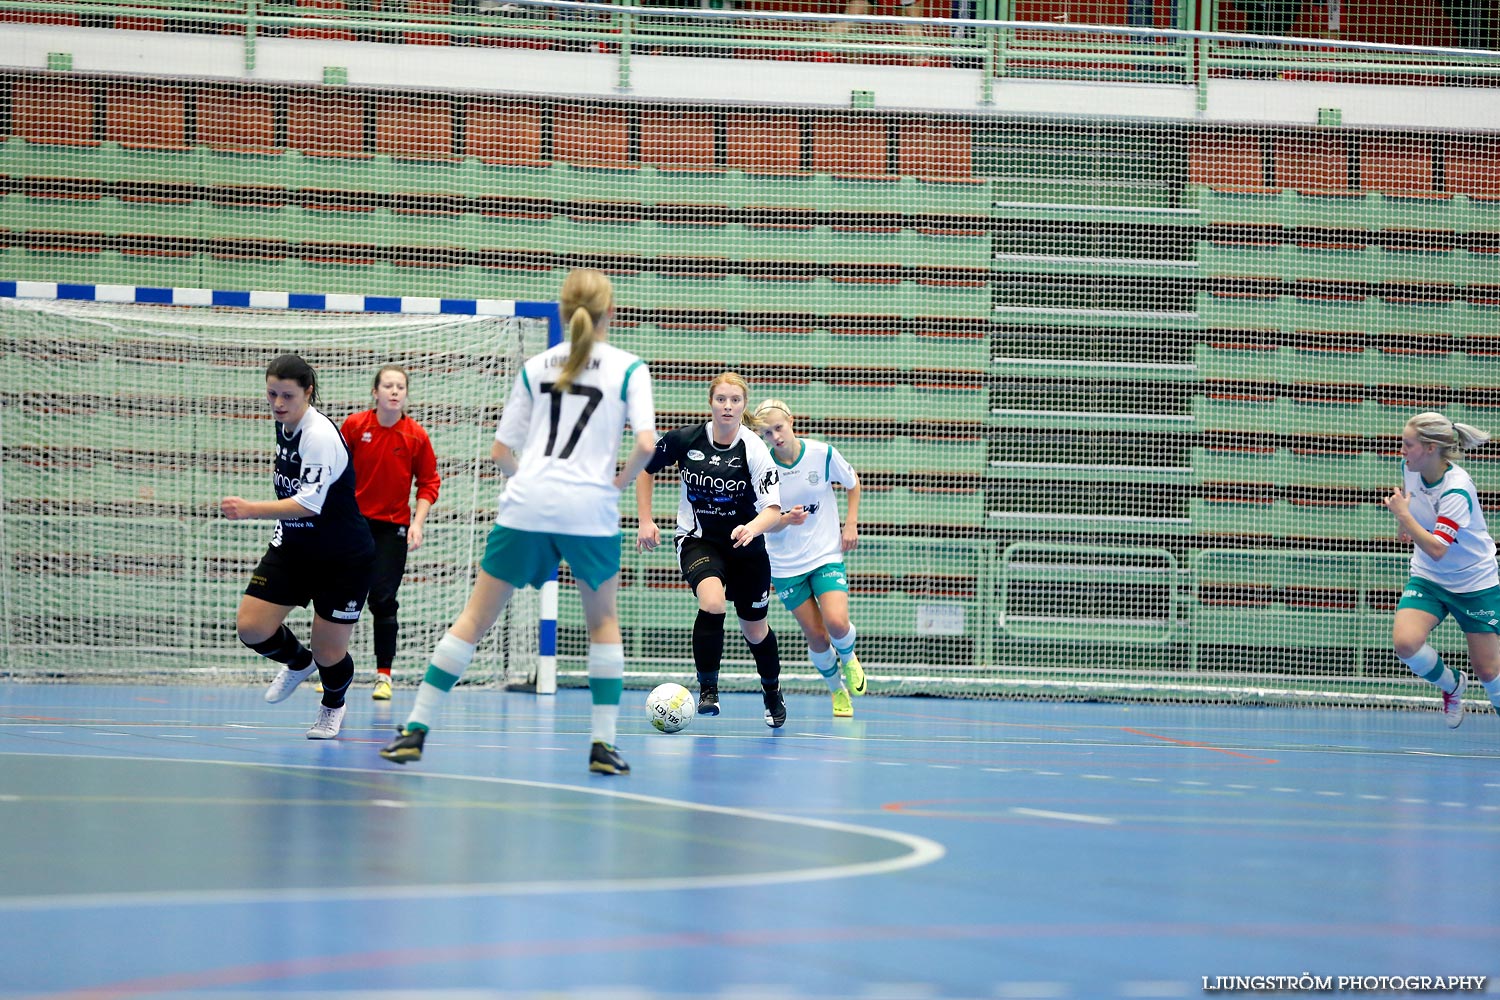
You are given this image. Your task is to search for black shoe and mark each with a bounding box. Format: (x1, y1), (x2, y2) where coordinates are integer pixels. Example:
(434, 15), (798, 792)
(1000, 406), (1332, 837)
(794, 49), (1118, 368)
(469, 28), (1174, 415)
(379, 725), (427, 763)
(763, 688), (786, 729)
(589, 740), (630, 775)
(697, 686), (720, 716)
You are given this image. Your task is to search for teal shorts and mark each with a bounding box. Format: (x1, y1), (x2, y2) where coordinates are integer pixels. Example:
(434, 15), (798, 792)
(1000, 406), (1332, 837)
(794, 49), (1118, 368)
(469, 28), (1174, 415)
(772, 562), (849, 612)
(481, 525), (621, 591)
(1396, 576), (1500, 634)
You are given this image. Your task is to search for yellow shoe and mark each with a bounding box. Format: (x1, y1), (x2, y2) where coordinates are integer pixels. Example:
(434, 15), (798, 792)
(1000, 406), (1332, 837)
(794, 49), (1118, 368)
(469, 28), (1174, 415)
(832, 689), (853, 718)
(314, 680), (324, 694)
(839, 652), (867, 696)
(372, 676), (392, 701)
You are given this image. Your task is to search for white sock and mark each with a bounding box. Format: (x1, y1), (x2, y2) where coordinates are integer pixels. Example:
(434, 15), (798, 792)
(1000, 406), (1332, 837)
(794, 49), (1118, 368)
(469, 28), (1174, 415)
(1482, 675), (1500, 709)
(809, 645), (842, 692)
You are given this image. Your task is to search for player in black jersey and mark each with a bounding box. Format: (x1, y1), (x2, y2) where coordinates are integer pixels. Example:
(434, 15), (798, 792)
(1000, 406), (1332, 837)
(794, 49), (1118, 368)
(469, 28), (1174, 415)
(635, 372), (789, 727)
(220, 354), (375, 740)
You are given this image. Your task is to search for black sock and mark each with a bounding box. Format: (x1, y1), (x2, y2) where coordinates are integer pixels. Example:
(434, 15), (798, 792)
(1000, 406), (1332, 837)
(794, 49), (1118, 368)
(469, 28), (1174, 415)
(747, 627), (781, 688)
(373, 618), (399, 673)
(693, 609), (726, 689)
(244, 625), (313, 671)
(317, 653), (355, 708)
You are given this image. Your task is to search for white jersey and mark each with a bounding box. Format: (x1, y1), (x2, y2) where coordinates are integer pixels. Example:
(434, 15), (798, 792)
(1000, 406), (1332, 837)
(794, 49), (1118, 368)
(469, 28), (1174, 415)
(1403, 460), (1499, 593)
(764, 437), (858, 578)
(495, 341), (655, 537)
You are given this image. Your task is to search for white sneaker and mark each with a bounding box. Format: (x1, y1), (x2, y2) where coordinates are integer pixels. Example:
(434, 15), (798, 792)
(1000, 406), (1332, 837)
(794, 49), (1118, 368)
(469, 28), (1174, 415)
(265, 663), (317, 704)
(1442, 671), (1468, 729)
(306, 704), (346, 740)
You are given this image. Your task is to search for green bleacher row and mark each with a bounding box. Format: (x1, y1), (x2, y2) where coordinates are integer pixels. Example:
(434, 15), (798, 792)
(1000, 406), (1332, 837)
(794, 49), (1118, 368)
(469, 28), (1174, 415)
(1194, 396), (1497, 437)
(0, 193), (991, 269)
(1198, 292), (1500, 338)
(1197, 344), (1500, 387)
(0, 247), (993, 317)
(0, 140), (996, 217)
(5, 461), (989, 526)
(1199, 242), (1500, 287)
(1196, 185), (1500, 233)
(1194, 448), (1399, 489)
(622, 324), (990, 371)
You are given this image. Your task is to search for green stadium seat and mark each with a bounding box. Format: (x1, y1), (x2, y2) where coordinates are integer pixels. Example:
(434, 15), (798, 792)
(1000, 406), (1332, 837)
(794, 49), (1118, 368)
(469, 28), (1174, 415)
(458, 159), (557, 202)
(862, 485), (985, 526)
(1192, 447), (1391, 490)
(1189, 498), (1394, 541)
(834, 435), (986, 474)
(1194, 185), (1291, 227)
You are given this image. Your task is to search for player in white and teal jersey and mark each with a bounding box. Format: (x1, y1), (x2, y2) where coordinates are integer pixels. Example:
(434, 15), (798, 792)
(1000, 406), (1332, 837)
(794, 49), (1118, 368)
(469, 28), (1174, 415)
(381, 269), (656, 774)
(755, 399), (867, 718)
(1382, 411), (1500, 728)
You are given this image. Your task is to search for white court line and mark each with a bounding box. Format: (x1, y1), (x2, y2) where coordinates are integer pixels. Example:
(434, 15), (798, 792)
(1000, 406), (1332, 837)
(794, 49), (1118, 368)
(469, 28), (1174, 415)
(0, 751), (945, 912)
(1012, 807), (1117, 826)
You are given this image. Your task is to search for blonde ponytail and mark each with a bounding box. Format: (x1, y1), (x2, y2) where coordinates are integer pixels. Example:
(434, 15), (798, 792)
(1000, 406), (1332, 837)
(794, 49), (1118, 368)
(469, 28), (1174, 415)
(554, 268), (613, 392)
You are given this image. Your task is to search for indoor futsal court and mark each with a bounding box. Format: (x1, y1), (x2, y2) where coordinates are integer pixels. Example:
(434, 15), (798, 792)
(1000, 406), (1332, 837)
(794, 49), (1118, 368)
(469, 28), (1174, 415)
(3, 682), (1498, 999)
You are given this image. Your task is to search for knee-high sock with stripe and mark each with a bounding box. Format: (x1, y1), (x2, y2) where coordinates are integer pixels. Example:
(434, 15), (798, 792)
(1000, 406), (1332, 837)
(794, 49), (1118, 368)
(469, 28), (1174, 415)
(829, 622), (858, 662)
(588, 643), (625, 746)
(1398, 643), (1459, 694)
(406, 632), (477, 732)
(810, 644), (842, 693)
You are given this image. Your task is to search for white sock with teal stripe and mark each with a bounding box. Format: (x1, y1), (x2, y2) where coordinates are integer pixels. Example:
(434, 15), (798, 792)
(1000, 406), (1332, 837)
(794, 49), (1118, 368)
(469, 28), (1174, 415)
(1398, 643), (1458, 694)
(406, 632), (477, 732)
(1482, 675), (1500, 709)
(588, 643), (625, 746)
(809, 645), (842, 693)
(829, 623), (857, 662)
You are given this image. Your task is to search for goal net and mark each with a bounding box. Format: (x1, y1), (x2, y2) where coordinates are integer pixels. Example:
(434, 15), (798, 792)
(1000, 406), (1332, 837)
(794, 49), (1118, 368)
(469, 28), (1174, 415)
(0, 294), (548, 684)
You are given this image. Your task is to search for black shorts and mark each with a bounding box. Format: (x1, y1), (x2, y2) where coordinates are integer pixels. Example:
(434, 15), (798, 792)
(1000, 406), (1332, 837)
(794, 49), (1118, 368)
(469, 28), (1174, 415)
(245, 542), (374, 625)
(676, 535), (772, 622)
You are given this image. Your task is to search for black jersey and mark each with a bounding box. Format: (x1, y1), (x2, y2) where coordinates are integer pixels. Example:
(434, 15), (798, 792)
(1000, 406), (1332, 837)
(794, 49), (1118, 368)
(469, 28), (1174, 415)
(269, 406), (374, 559)
(646, 422), (781, 546)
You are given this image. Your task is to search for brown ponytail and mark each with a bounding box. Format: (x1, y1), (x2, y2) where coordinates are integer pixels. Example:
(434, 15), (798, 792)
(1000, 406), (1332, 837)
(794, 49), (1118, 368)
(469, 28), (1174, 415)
(555, 268), (613, 391)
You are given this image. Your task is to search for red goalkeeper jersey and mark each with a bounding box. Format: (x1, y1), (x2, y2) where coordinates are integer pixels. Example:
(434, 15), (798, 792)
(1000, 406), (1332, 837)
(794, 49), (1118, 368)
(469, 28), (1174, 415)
(339, 409), (440, 526)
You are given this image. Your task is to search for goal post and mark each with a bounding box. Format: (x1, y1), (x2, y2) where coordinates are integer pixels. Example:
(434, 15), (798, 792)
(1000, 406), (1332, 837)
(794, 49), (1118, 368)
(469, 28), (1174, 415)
(0, 281), (557, 687)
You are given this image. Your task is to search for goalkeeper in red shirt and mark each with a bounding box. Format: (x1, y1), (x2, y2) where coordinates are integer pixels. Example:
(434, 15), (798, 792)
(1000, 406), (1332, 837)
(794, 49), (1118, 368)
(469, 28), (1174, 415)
(340, 364), (441, 700)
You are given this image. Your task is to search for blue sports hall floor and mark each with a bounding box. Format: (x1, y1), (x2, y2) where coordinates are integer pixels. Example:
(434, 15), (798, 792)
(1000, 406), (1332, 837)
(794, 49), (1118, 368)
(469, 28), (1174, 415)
(2, 681), (1498, 1000)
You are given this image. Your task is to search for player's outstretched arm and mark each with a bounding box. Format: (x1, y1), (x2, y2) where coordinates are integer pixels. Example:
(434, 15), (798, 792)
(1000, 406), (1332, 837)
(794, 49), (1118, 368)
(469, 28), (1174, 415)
(731, 505), (783, 548)
(635, 470), (661, 551)
(615, 430), (657, 491)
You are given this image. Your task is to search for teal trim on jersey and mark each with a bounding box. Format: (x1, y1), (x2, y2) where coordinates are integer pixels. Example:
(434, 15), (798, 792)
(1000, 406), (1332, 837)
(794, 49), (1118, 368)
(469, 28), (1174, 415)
(620, 359), (642, 402)
(521, 368), (531, 393)
(1440, 487), (1474, 514)
(423, 664), (459, 692)
(773, 440), (806, 470)
(825, 447), (833, 480)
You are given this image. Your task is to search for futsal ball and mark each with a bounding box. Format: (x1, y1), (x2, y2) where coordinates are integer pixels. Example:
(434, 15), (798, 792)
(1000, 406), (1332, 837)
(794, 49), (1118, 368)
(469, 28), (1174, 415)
(647, 682), (695, 734)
